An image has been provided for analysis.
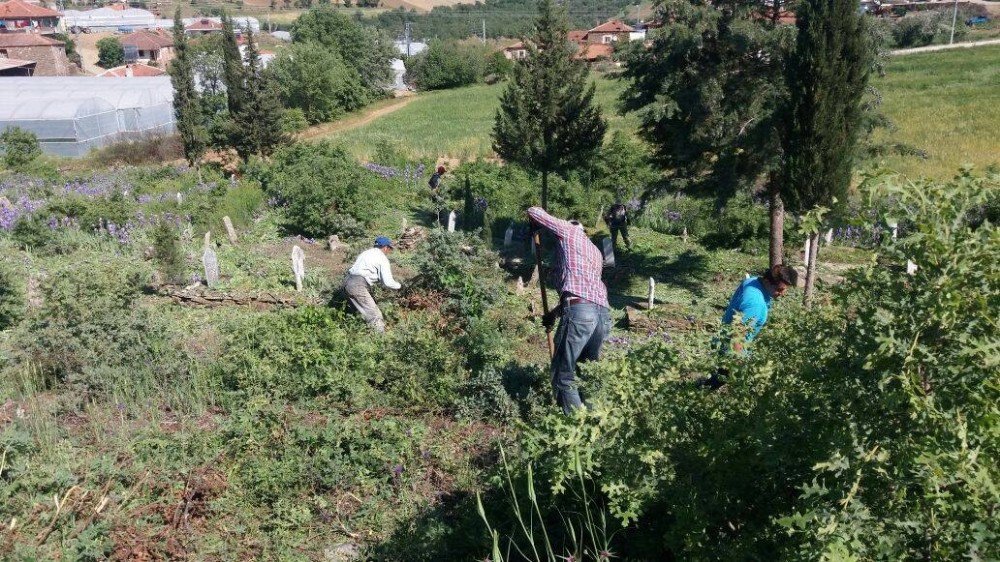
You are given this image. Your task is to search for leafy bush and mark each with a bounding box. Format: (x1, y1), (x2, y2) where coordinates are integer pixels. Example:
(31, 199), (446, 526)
(1, 127), (42, 171)
(0, 260), (25, 330)
(484, 50), (514, 80)
(152, 221), (185, 284)
(508, 170), (999, 560)
(269, 42), (369, 124)
(4, 259), (188, 401)
(247, 141), (384, 238)
(406, 40), (489, 90)
(890, 10), (967, 47)
(410, 229), (505, 318)
(96, 36), (124, 68)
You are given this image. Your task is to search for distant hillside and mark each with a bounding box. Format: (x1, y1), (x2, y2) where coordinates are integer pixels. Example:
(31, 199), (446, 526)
(380, 0), (478, 11)
(372, 0), (643, 41)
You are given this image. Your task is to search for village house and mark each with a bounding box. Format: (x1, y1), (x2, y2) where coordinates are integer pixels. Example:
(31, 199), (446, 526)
(184, 18), (223, 35)
(0, 32), (71, 75)
(581, 20), (634, 45)
(0, 0), (62, 34)
(0, 56), (34, 75)
(120, 29), (173, 65)
(502, 41), (528, 60)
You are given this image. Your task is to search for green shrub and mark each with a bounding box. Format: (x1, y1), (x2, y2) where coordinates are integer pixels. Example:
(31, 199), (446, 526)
(0, 127), (42, 171)
(269, 42), (368, 124)
(484, 50), (514, 80)
(247, 141), (384, 238)
(280, 107), (309, 134)
(0, 260), (26, 330)
(406, 40), (489, 90)
(890, 10), (967, 48)
(96, 36), (124, 68)
(152, 221), (185, 284)
(410, 229), (504, 318)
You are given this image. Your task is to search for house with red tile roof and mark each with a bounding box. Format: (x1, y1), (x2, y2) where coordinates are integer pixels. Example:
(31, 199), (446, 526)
(0, 31), (71, 75)
(502, 40), (528, 60)
(184, 18), (223, 35)
(0, 0), (61, 34)
(121, 29), (173, 64)
(583, 20), (635, 44)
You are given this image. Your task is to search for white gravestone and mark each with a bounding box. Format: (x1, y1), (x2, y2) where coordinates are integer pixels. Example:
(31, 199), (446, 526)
(202, 247), (219, 287)
(888, 221), (898, 240)
(328, 235), (342, 252)
(804, 238), (811, 265)
(292, 245), (305, 292)
(906, 260), (918, 275)
(682, 227), (688, 243)
(203, 231), (211, 250)
(223, 216), (238, 244)
(602, 237), (615, 267)
(647, 277), (655, 310)
(515, 276), (525, 295)
(824, 229), (833, 245)
(504, 224), (514, 247)
(176, 192), (183, 204)
(447, 211), (457, 233)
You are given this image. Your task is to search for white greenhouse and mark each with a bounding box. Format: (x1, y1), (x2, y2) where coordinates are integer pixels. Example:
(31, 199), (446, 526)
(0, 77), (175, 157)
(63, 8), (157, 32)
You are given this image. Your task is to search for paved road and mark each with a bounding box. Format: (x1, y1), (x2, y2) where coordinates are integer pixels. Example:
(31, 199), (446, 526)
(891, 37), (1000, 55)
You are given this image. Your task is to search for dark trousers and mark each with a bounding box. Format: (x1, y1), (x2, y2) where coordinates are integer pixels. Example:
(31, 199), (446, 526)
(610, 224), (631, 250)
(551, 302), (611, 415)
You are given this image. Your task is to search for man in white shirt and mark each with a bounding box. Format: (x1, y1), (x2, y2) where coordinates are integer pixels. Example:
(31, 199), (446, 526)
(344, 236), (401, 332)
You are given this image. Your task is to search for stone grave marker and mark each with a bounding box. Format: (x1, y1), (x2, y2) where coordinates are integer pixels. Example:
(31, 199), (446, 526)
(515, 276), (525, 295)
(803, 238), (811, 265)
(602, 237), (615, 267)
(328, 235), (343, 252)
(906, 259), (918, 275)
(203, 231), (211, 250)
(292, 245), (305, 292)
(223, 216), (238, 244)
(176, 192), (183, 204)
(202, 247), (219, 287)
(504, 223), (514, 247)
(682, 227), (688, 243)
(824, 229), (833, 245)
(447, 211), (456, 233)
(647, 277), (655, 310)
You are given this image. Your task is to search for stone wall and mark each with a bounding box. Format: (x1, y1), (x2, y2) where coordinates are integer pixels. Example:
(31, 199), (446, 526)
(4, 44), (71, 75)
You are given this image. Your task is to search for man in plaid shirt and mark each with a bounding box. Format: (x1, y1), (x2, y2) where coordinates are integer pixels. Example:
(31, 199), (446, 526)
(528, 206), (611, 415)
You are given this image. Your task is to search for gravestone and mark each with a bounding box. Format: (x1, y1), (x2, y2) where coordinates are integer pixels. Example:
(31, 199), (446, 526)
(202, 247), (219, 287)
(647, 277), (655, 310)
(682, 227), (688, 243)
(292, 245), (305, 292)
(223, 216), (238, 244)
(824, 229), (833, 245)
(803, 238), (811, 265)
(504, 224), (514, 247)
(602, 237), (615, 267)
(447, 211), (456, 233)
(515, 276), (525, 295)
(888, 220), (899, 240)
(906, 259), (918, 275)
(203, 231), (211, 250)
(176, 192), (183, 204)
(328, 235), (343, 252)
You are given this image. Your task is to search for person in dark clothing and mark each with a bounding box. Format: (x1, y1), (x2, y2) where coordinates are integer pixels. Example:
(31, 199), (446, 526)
(603, 202), (632, 251)
(429, 166), (446, 224)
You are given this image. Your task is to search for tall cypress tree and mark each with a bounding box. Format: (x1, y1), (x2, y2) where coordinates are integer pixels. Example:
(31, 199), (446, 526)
(492, 0), (606, 210)
(220, 14), (246, 115)
(781, 0), (873, 305)
(168, 7), (207, 167)
(231, 26), (288, 161)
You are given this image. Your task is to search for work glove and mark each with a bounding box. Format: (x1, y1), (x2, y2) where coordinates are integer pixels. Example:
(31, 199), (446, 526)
(542, 309), (558, 330)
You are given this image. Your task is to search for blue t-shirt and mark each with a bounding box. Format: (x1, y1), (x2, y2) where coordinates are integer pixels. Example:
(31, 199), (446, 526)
(722, 277), (772, 342)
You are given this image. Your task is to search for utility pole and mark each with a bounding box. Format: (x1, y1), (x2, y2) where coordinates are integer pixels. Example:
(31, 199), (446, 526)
(949, 0), (959, 44)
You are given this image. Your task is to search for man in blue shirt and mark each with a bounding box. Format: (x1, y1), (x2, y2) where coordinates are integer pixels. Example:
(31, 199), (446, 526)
(704, 265), (798, 388)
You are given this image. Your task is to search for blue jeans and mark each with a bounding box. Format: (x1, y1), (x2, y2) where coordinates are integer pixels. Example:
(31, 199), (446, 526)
(551, 302), (611, 415)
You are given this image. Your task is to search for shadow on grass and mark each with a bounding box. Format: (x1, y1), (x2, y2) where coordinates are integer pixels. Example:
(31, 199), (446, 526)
(604, 248), (713, 309)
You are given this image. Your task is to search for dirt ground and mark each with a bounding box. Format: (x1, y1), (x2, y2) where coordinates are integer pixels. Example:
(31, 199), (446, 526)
(70, 31), (116, 75)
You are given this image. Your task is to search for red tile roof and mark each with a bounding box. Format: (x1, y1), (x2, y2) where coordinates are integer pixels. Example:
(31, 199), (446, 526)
(0, 0), (61, 19)
(567, 30), (587, 43)
(574, 43), (613, 62)
(121, 30), (173, 50)
(185, 18), (222, 31)
(98, 63), (166, 77)
(587, 20), (634, 34)
(0, 32), (63, 47)
(0, 56), (34, 71)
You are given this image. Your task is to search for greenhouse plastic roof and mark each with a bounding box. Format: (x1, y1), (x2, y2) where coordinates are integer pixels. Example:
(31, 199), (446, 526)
(0, 97), (115, 120)
(0, 77), (172, 114)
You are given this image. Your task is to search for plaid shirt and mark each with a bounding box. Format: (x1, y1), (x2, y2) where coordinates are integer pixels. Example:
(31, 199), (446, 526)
(528, 207), (609, 309)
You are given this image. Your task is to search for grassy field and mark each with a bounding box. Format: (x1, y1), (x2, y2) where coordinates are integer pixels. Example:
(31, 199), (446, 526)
(875, 45), (1000, 178)
(330, 77), (637, 162)
(328, 48), (999, 178)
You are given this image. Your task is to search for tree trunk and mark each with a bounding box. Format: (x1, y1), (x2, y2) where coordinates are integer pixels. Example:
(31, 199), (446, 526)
(803, 233), (820, 307)
(768, 184), (784, 268)
(541, 170), (549, 211)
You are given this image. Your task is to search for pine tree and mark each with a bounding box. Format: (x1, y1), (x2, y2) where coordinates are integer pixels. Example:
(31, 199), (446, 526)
(619, 0), (793, 267)
(492, 0), (606, 210)
(231, 26), (288, 161)
(168, 7), (208, 167)
(220, 14), (246, 115)
(780, 0), (873, 305)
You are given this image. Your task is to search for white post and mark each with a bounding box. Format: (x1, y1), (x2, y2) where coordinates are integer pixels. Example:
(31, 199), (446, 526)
(292, 245), (305, 292)
(803, 237), (811, 265)
(647, 277), (655, 310)
(950, 0), (960, 44)
(447, 211), (456, 233)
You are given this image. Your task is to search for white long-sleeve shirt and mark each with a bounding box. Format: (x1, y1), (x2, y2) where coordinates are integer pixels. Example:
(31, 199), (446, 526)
(348, 248), (401, 289)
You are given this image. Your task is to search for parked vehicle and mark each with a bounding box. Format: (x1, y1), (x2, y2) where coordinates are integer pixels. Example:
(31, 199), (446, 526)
(966, 15), (990, 26)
